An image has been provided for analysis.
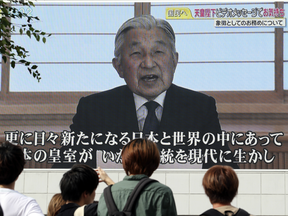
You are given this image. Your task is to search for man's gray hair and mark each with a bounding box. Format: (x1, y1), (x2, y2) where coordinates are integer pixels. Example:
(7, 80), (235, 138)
(114, 15), (177, 60)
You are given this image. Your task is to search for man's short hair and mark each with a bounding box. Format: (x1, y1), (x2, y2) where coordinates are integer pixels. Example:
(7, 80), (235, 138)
(0, 141), (25, 185)
(60, 164), (99, 202)
(202, 165), (238, 204)
(114, 15), (177, 60)
(121, 138), (160, 177)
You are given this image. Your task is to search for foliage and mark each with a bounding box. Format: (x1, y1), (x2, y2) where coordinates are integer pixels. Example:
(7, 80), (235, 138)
(0, 0), (51, 82)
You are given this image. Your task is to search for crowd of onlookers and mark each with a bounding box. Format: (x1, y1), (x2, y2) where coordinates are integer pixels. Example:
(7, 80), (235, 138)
(0, 140), (252, 216)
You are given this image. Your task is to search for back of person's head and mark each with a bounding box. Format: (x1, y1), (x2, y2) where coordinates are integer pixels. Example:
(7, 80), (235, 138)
(0, 141), (25, 185)
(202, 165), (238, 204)
(121, 138), (160, 177)
(60, 164), (98, 202)
(114, 14), (177, 60)
(47, 193), (65, 216)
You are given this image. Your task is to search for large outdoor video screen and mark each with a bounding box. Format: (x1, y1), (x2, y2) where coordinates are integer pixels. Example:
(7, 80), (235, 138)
(1, 1), (287, 169)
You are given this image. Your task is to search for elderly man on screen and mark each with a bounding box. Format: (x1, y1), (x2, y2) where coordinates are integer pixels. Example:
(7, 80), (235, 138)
(58, 15), (238, 169)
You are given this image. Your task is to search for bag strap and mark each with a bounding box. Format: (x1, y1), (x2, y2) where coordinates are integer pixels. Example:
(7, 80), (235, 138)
(0, 205), (3, 216)
(74, 205), (86, 216)
(104, 178), (157, 216)
(201, 208), (250, 216)
(234, 208), (250, 216)
(122, 178), (157, 214)
(200, 208), (225, 216)
(104, 185), (120, 216)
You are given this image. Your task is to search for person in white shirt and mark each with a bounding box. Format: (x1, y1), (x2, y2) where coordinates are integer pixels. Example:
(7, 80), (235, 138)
(0, 141), (43, 216)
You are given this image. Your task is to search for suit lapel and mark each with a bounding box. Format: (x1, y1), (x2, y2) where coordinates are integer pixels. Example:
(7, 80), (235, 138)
(159, 84), (179, 132)
(159, 84), (198, 133)
(119, 86), (140, 132)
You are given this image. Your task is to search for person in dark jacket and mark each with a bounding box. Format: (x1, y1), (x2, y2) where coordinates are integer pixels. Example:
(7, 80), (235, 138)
(200, 165), (253, 216)
(57, 164), (113, 216)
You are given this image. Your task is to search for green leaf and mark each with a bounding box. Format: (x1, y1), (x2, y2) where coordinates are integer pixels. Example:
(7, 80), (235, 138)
(11, 60), (15, 68)
(1, 7), (8, 16)
(0, 47), (5, 54)
(0, 0), (49, 82)
(26, 30), (31, 38)
(36, 34), (40, 41)
(2, 17), (10, 26)
(31, 65), (38, 69)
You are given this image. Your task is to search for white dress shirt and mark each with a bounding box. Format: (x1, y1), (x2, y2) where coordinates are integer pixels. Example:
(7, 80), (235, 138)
(133, 91), (166, 131)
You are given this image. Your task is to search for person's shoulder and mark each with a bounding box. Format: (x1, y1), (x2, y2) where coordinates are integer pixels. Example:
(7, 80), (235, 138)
(84, 202), (98, 215)
(3, 189), (33, 202)
(109, 176), (136, 191)
(57, 203), (80, 216)
(200, 208), (223, 216)
(168, 84), (215, 100)
(146, 180), (174, 195)
(167, 84), (216, 107)
(7, 190), (43, 215)
(81, 85), (129, 101)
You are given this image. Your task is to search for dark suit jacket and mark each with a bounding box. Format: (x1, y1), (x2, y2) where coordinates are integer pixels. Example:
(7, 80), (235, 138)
(55, 84), (238, 168)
